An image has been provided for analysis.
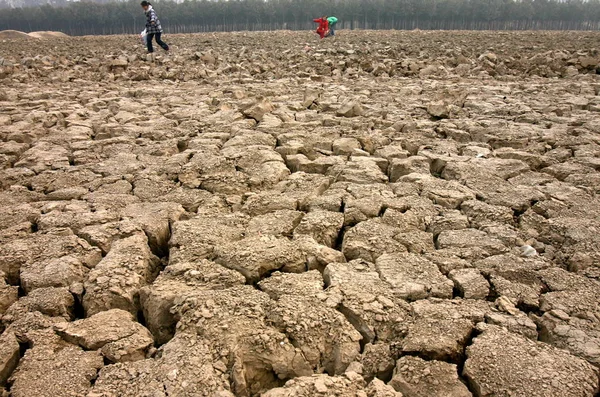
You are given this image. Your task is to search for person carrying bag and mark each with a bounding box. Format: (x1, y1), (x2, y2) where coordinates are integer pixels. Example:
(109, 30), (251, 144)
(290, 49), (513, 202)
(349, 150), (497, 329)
(141, 1), (169, 53)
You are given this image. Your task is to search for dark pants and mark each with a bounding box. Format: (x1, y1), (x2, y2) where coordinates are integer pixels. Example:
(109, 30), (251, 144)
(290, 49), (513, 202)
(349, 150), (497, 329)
(147, 32), (169, 53)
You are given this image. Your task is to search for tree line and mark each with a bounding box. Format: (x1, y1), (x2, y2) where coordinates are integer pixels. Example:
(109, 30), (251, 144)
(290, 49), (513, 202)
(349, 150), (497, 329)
(1, 0), (600, 36)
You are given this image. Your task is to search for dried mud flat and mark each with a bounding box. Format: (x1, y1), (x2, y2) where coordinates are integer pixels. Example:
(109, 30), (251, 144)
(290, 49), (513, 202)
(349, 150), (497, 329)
(1, 30), (600, 396)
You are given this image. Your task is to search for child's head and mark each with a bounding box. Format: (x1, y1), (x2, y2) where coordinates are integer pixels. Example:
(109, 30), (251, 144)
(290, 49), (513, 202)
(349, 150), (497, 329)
(141, 1), (151, 10)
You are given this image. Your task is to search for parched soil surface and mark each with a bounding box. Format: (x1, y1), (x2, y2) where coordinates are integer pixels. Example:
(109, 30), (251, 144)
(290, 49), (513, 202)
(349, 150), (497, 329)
(1, 30), (600, 396)
(0, 30), (69, 40)
(26, 31), (70, 39)
(0, 30), (31, 40)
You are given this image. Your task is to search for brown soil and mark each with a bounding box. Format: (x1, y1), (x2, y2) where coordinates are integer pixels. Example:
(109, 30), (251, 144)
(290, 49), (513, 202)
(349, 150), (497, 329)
(27, 31), (70, 39)
(0, 30), (599, 397)
(0, 30), (32, 40)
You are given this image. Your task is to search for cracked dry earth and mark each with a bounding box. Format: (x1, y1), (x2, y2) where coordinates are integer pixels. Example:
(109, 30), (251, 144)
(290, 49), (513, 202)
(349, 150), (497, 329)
(1, 30), (600, 397)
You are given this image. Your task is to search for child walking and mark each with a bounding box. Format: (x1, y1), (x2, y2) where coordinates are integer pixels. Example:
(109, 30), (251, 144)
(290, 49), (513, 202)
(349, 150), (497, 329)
(313, 16), (329, 39)
(141, 1), (169, 53)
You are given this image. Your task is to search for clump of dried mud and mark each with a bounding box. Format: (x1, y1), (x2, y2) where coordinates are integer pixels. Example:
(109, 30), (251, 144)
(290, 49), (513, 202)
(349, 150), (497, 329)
(0, 30), (600, 397)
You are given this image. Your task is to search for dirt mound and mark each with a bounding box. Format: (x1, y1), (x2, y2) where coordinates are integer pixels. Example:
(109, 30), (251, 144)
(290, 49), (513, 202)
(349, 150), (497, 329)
(28, 31), (69, 39)
(0, 30), (31, 40)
